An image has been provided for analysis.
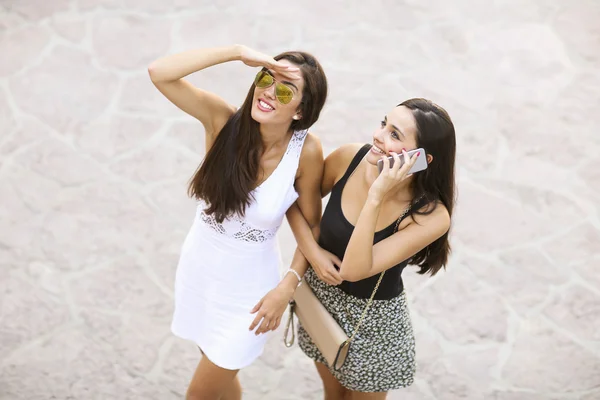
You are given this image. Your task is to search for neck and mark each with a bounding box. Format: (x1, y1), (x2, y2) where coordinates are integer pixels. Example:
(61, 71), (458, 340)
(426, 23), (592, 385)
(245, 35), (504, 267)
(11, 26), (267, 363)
(259, 122), (292, 150)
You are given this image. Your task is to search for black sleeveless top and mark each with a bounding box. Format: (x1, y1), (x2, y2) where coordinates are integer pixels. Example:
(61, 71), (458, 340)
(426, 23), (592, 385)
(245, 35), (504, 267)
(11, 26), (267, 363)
(317, 144), (423, 300)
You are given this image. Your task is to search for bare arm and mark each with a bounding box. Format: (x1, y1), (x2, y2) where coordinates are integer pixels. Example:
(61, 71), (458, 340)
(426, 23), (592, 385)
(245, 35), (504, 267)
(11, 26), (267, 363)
(249, 134), (327, 334)
(276, 133), (326, 293)
(285, 204), (320, 275)
(339, 151), (451, 282)
(319, 144), (363, 197)
(148, 45), (301, 151)
(339, 197), (450, 282)
(286, 144), (363, 285)
(148, 46), (240, 146)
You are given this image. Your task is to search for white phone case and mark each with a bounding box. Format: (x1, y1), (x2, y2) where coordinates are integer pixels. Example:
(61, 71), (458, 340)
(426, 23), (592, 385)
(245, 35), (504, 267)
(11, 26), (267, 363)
(377, 148), (428, 175)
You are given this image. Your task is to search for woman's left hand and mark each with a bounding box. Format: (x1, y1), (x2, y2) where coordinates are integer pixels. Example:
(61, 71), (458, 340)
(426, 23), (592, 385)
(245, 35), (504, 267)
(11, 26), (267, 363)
(238, 45), (301, 81)
(249, 285), (294, 335)
(369, 149), (420, 202)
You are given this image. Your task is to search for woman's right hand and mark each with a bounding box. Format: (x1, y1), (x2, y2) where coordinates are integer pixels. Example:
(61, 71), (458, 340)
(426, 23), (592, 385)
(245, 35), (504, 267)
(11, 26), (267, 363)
(309, 248), (343, 286)
(237, 45), (301, 80)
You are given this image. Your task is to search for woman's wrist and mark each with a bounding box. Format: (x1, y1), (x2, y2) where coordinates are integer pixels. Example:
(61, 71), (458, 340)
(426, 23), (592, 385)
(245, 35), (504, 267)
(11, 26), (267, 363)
(301, 241), (323, 267)
(278, 270), (301, 295)
(230, 44), (244, 61)
(366, 191), (383, 207)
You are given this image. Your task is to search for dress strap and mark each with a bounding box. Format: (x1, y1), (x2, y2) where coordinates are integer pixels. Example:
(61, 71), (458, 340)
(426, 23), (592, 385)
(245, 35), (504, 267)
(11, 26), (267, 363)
(275, 129), (309, 184)
(335, 144), (372, 188)
(286, 129), (309, 160)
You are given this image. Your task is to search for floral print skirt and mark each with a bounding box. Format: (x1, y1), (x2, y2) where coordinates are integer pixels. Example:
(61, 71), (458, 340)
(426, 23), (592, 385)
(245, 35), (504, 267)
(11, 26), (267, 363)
(297, 267), (416, 392)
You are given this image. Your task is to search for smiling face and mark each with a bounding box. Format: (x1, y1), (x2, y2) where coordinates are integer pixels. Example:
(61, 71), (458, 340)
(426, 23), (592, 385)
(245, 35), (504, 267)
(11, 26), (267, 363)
(366, 105), (420, 165)
(250, 60), (305, 127)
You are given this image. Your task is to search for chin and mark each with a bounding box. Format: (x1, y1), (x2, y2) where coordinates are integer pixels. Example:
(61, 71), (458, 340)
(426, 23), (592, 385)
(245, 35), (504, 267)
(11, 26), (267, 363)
(250, 108), (261, 122)
(251, 107), (269, 124)
(365, 152), (380, 165)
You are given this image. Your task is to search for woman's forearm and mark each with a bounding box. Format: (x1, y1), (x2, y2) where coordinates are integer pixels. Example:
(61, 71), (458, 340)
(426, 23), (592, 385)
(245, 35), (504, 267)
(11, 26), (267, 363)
(277, 248), (310, 294)
(148, 45), (242, 83)
(286, 203), (322, 266)
(339, 196), (381, 282)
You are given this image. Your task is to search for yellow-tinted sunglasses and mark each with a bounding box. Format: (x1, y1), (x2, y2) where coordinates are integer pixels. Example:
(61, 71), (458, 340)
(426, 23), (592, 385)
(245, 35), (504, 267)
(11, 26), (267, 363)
(254, 70), (295, 105)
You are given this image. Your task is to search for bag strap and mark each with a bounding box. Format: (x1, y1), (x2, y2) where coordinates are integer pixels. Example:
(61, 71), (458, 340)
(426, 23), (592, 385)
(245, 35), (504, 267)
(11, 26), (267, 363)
(345, 198), (420, 343)
(283, 300), (296, 347)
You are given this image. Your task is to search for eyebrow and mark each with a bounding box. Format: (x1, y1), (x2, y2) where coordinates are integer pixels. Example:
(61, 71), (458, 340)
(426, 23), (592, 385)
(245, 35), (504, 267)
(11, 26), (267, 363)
(268, 70), (299, 91)
(282, 81), (298, 91)
(384, 116), (405, 138)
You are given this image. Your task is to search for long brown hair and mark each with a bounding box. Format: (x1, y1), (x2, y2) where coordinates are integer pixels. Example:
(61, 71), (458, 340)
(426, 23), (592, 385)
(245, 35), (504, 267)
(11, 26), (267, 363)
(188, 52), (328, 223)
(400, 98), (456, 276)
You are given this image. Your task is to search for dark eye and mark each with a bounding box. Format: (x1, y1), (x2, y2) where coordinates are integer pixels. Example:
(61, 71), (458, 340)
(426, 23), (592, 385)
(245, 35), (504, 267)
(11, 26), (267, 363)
(391, 131), (400, 139)
(380, 120), (386, 128)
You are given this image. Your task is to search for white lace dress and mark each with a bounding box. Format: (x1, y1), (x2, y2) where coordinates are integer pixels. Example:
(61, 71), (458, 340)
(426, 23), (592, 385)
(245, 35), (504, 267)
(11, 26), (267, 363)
(171, 129), (308, 370)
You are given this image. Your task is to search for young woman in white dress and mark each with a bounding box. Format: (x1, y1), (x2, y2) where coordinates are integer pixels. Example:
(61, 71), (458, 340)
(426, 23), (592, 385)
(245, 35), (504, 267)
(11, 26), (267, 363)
(148, 44), (328, 400)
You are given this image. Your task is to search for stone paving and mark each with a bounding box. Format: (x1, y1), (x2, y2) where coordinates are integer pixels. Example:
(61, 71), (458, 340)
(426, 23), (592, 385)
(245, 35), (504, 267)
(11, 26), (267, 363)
(1, 0), (599, 399)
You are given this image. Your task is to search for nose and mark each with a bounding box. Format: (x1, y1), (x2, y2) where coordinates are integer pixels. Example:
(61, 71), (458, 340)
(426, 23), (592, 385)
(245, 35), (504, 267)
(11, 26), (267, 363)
(263, 84), (276, 100)
(373, 126), (386, 142)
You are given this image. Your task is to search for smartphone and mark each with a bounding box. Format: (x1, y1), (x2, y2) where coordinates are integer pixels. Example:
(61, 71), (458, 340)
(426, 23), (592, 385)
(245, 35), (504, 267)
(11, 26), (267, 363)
(376, 148), (428, 174)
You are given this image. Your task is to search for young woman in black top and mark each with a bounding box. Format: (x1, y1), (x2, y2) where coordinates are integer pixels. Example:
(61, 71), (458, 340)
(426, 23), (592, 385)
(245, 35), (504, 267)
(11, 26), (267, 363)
(286, 98), (456, 399)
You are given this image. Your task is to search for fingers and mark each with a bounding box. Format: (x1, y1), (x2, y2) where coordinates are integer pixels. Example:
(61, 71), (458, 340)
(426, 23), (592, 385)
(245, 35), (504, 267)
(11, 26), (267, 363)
(255, 318), (271, 335)
(323, 274), (340, 286)
(315, 261), (343, 285)
(249, 312), (263, 331)
(331, 254), (343, 267)
(321, 269), (342, 285)
(255, 315), (282, 335)
(271, 317), (281, 332)
(388, 149), (418, 180)
(400, 149), (418, 175)
(280, 69), (302, 80)
(269, 60), (301, 80)
(248, 290), (288, 334)
(380, 154), (391, 174)
(316, 270), (336, 285)
(390, 151), (402, 173)
(411, 150), (421, 163)
(320, 273), (336, 285)
(326, 267), (343, 285)
(250, 311), (271, 335)
(250, 299), (262, 314)
(272, 60), (299, 71)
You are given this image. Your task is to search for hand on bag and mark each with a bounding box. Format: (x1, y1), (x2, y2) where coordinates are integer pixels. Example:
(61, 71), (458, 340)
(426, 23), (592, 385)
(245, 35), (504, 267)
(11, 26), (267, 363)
(238, 45), (301, 80)
(369, 149), (419, 202)
(249, 285), (293, 335)
(310, 248), (343, 286)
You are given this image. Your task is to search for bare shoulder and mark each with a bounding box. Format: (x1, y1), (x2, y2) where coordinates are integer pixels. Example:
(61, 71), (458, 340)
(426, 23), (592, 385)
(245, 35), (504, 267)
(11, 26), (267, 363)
(325, 143), (365, 177)
(207, 103), (237, 137)
(299, 132), (323, 162)
(319, 143), (365, 196)
(296, 131), (324, 180)
(326, 143), (364, 161)
(407, 201), (451, 232)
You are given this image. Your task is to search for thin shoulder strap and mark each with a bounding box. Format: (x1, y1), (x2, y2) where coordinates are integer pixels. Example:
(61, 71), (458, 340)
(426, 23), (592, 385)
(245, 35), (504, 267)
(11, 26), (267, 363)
(394, 194), (428, 230)
(338, 144), (372, 183)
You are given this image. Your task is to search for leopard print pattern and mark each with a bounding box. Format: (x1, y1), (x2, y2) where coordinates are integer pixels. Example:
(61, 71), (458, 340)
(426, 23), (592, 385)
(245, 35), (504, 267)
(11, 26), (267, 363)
(297, 267), (416, 392)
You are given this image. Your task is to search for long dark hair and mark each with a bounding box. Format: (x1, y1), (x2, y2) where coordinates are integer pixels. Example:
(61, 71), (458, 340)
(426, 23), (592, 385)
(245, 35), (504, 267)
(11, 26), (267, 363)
(188, 52), (328, 222)
(400, 98), (456, 276)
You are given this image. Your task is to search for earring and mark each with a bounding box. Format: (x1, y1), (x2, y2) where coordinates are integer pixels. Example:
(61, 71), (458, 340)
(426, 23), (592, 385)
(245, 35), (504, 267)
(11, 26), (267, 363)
(293, 115), (300, 120)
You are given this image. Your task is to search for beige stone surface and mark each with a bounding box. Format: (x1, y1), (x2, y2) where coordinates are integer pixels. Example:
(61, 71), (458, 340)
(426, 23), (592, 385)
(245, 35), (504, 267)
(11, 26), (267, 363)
(1, 1), (599, 399)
